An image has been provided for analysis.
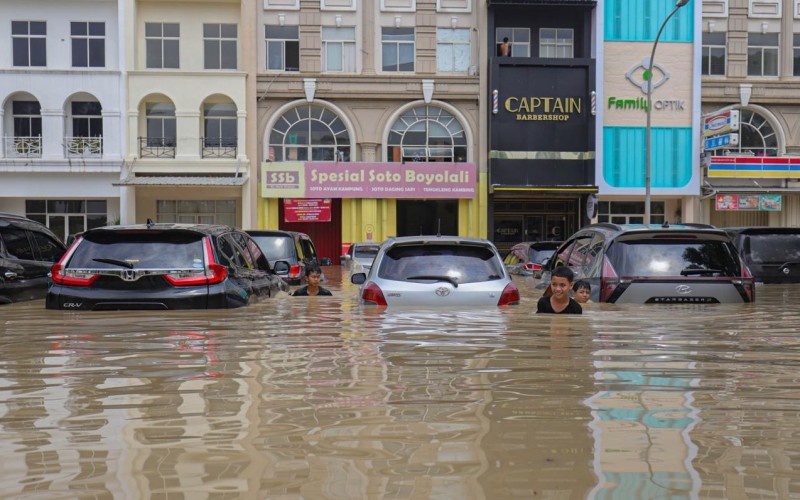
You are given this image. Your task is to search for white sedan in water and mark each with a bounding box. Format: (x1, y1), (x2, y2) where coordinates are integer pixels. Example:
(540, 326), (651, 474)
(350, 235), (520, 308)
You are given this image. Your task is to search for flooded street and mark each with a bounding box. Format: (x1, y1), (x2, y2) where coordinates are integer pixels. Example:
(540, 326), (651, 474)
(2, 267), (800, 499)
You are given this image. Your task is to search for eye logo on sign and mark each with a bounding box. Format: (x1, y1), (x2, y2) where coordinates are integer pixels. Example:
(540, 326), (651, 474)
(626, 58), (670, 94)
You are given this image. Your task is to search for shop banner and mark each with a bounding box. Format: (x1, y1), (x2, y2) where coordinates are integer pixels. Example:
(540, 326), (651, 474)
(261, 161), (476, 199)
(715, 194), (782, 211)
(284, 198), (331, 222)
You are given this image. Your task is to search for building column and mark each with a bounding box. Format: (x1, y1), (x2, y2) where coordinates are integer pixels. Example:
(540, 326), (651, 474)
(0, 109), (5, 159)
(40, 109), (65, 160)
(237, 110), (248, 161)
(120, 185), (136, 225)
(362, 0), (375, 74)
(781, 0), (794, 80)
(360, 142), (378, 162)
(176, 111), (201, 160)
(127, 111), (139, 159)
(102, 110), (122, 157)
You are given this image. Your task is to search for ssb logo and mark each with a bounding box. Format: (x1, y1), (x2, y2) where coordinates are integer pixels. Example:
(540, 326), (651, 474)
(266, 171), (300, 189)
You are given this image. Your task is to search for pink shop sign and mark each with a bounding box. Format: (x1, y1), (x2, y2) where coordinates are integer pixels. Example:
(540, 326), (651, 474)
(261, 162), (477, 199)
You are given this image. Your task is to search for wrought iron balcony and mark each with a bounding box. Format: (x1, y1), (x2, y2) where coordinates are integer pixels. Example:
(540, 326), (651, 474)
(65, 136), (103, 158)
(139, 137), (176, 158)
(201, 137), (237, 159)
(3, 136), (42, 158)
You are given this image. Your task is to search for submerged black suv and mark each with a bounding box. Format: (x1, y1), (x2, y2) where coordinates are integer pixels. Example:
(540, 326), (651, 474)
(724, 227), (800, 283)
(46, 223), (289, 310)
(1, 213), (66, 304)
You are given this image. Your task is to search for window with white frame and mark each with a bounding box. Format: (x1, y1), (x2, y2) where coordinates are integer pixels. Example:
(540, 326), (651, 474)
(386, 105), (468, 163)
(702, 32), (726, 76)
(437, 28), (470, 72)
(12, 21), (46, 67)
(71, 22), (105, 67)
(265, 25), (299, 71)
(146, 102), (177, 147)
(268, 105), (351, 162)
(13, 101), (42, 138)
(156, 200), (236, 226)
(794, 34), (800, 76)
(597, 201), (665, 225)
(747, 32), (778, 76)
(382, 27), (415, 72)
(322, 27), (356, 72)
(203, 103), (237, 148)
(495, 27), (529, 57)
(71, 102), (103, 138)
(540, 28), (573, 58)
(26, 200), (107, 243)
(146, 23), (180, 69)
(204, 24), (237, 70)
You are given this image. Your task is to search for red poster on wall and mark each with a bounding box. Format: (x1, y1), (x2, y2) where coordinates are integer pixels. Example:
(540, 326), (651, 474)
(284, 198), (332, 222)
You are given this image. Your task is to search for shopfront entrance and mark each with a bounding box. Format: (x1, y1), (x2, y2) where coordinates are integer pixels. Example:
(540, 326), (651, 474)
(279, 198), (342, 266)
(492, 197), (579, 254)
(396, 200), (458, 237)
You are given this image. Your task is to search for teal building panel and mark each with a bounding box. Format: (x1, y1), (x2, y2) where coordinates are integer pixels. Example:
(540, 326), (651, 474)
(603, 127), (693, 189)
(605, 0), (693, 42)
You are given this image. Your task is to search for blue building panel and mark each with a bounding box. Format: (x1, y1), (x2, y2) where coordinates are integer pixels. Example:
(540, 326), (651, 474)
(604, 0), (693, 42)
(603, 127), (693, 188)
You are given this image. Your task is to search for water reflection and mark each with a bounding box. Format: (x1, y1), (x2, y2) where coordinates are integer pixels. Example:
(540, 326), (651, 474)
(1, 270), (800, 497)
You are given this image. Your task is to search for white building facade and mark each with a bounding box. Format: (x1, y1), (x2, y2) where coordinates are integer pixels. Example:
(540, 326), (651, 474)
(0, 0), (124, 240)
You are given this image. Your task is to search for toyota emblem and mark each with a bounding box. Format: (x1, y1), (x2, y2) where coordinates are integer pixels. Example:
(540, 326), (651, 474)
(435, 287), (451, 297)
(675, 285), (692, 295)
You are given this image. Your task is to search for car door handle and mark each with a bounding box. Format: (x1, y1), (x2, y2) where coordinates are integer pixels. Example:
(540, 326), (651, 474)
(4, 271), (18, 280)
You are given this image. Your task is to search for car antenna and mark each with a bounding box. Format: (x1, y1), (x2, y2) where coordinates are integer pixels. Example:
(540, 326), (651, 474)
(146, 218), (155, 228)
(662, 220), (670, 228)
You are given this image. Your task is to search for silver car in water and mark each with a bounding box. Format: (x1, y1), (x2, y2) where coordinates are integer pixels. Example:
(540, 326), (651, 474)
(350, 235), (520, 307)
(341, 241), (382, 274)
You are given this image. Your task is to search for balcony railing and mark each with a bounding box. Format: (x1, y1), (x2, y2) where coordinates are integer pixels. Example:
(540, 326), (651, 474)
(65, 136), (103, 158)
(139, 137), (176, 158)
(3, 136), (42, 158)
(201, 137), (237, 159)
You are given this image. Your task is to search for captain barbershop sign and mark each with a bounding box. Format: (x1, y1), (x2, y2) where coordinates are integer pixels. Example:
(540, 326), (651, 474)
(261, 162), (476, 199)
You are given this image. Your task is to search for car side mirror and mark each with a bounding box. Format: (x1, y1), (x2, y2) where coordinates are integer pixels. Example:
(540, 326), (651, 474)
(273, 260), (290, 275)
(351, 273), (366, 285)
(320, 257), (332, 266)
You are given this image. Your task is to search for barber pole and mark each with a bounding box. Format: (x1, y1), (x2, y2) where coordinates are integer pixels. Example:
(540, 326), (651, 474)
(492, 90), (498, 114)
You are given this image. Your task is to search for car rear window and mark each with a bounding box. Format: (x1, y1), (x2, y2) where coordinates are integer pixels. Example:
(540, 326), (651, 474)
(605, 238), (741, 277)
(529, 248), (555, 264)
(355, 245), (380, 259)
(746, 233), (800, 264)
(250, 235), (295, 262)
(379, 244), (504, 284)
(68, 231), (205, 269)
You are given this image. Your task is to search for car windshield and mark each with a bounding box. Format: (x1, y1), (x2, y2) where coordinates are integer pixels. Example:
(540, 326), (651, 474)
(68, 231), (205, 269)
(605, 238), (741, 277)
(378, 244), (504, 284)
(250, 235), (295, 262)
(746, 233), (800, 264)
(529, 248), (555, 264)
(354, 245), (380, 259)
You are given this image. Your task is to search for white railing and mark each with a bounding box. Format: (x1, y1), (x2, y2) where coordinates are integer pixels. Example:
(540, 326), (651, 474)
(3, 136), (42, 158)
(65, 136), (103, 158)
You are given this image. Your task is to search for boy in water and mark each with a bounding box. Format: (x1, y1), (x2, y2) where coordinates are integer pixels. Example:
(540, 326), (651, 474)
(537, 266), (582, 314)
(572, 280), (591, 304)
(291, 264), (332, 296)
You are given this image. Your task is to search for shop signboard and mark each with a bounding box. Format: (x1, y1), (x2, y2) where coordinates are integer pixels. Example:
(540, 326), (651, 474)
(703, 110), (739, 137)
(283, 198), (331, 222)
(715, 194), (782, 211)
(261, 162), (476, 199)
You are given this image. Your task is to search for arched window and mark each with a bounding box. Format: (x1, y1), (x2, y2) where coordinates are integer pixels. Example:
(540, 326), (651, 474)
(268, 105), (350, 162)
(386, 105), (467, 163)
(716, 109), (779, 157)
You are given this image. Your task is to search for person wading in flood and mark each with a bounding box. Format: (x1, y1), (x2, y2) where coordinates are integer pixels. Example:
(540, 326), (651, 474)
(537, 266), (582, 314)
(291, 264), (332, 296)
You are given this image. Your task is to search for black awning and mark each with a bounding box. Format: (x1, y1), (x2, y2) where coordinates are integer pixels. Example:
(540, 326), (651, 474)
(488, 0), (595, 4)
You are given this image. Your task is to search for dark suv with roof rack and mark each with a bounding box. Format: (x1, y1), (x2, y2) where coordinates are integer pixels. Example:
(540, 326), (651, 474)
(723, 227), (800, 283)
(1, 213), (67, 304)
(541, 223), (755, 304)
(46, 223), (289, 310)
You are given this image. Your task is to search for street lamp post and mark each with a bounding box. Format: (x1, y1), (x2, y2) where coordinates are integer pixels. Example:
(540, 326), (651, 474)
(645, 0), (690, 225)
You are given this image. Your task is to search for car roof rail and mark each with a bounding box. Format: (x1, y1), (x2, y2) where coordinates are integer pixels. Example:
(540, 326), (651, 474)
(679, 223), (716, 229)
(590, 222), (623, 231)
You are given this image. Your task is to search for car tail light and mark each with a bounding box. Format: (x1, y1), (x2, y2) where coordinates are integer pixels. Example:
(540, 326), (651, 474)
(497, 283), (520, 306)
(289, 264), (302, 280)
(50, 263), (99, 287)
(599, 256), (619, 302)
(523, 262), (541, 272)
(164, 237), (228, 287)
(361, 282), (387, 306)
(738, 262), (756, 303)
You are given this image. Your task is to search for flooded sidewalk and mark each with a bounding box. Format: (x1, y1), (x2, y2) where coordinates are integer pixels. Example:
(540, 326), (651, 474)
(1, 268), (799, 498)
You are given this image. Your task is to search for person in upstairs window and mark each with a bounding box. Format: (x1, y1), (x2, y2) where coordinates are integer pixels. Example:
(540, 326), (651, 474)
(537, 266), (582, 314)
(291, 264), (332, 296)
(499, 37), (511, 57)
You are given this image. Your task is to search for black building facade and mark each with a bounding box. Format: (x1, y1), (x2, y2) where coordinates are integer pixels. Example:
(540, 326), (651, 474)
(488, 0), (597, 253)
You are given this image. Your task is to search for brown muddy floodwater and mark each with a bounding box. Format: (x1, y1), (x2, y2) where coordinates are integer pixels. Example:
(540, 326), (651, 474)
(2, 267), (800, 499)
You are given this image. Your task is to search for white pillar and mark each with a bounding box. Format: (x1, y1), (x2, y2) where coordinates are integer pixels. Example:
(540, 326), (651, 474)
(127, 111), (139, 159)
(237, 110), (247, 161)
(119, 185), (136, 224)
(176, 111), (201, 160)
(102, 110), (122, 157)
(41, 108), (65, 160)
